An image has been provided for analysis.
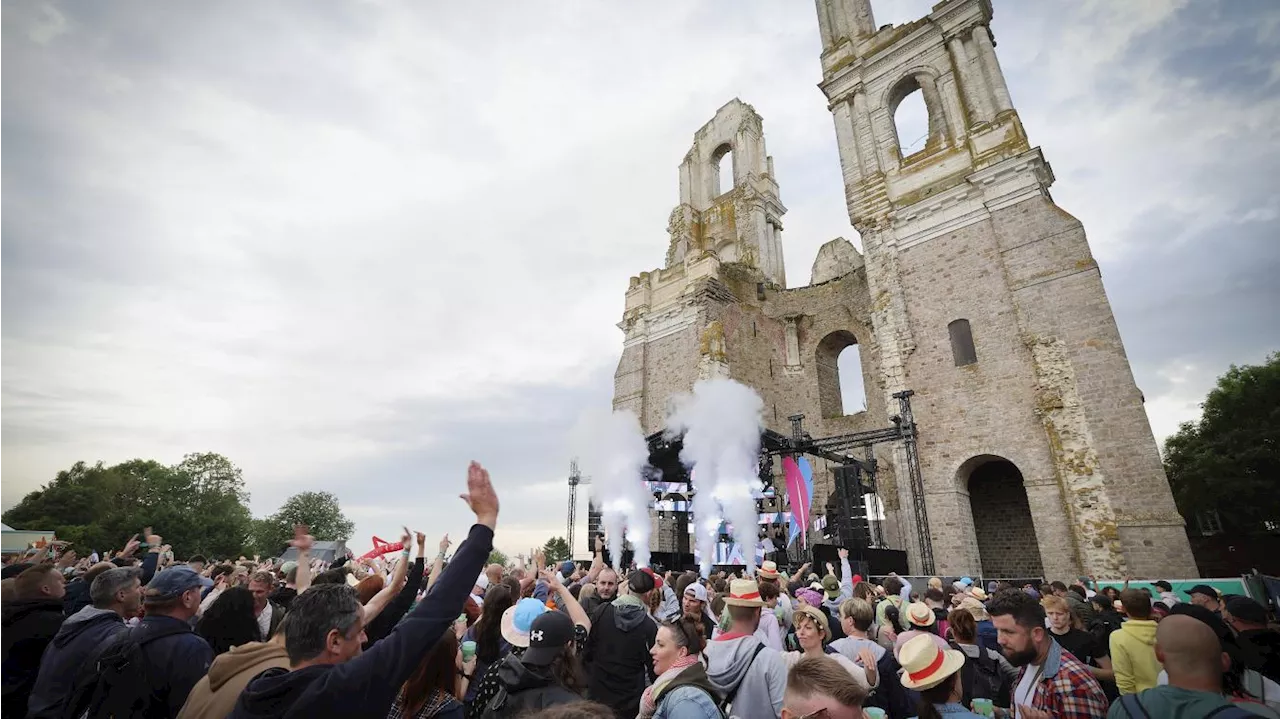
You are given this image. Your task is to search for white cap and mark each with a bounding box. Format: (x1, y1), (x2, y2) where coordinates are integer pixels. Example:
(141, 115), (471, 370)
(684, 583), (708, 602)
(475, 572), (490, 590)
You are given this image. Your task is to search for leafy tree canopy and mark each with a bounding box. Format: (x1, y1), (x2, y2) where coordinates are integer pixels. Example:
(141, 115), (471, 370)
(542, 536), (571, 563)
(2, 452), (253, 558)
(487, 549), (509, 568)
(249, 491), (355, 557)
(1164, 352), (1280, 534)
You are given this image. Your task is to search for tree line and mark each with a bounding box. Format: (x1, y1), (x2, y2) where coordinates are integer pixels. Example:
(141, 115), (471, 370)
(1, 452), (355, 559)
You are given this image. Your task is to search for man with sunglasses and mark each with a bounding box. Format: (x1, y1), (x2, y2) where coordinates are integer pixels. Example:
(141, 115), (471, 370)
(780, 655), (868, 719)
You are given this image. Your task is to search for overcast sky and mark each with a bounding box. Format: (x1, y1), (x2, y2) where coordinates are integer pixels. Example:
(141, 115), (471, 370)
(4, 0), (1277, 558)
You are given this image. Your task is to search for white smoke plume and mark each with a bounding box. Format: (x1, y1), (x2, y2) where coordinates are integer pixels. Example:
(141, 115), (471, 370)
(573, 408), (653, 570)
(665, 378), (764, 578)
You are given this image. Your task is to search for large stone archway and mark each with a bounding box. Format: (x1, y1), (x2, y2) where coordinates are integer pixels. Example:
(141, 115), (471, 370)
(963, 456), (1045, 578)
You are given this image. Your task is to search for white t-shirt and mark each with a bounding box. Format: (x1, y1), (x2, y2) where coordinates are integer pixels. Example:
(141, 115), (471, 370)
(1014, 663), (1040, 718)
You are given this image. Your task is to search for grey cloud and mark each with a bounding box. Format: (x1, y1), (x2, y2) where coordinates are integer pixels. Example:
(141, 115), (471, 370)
(3, 0), (1277, 550)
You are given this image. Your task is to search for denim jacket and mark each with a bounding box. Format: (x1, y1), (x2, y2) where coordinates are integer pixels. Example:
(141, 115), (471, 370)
(653, 685), (722, 719)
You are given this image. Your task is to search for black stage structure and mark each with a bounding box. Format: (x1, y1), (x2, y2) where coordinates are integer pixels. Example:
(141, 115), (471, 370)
(636, 389), (933, 576)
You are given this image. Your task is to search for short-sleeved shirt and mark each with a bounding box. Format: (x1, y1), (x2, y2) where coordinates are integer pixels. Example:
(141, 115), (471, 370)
(465, 624), (588, 719)
(1054, 628), (1106, 667)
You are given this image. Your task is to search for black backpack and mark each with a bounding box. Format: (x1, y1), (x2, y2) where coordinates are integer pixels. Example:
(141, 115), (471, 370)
(64, 622), (189, 719)
(949, 640), (1011, 709)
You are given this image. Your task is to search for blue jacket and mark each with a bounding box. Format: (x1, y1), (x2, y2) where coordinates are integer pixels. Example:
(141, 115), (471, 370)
(108, 614), (214, 718)
(230, 522), (494, 719)
(26, 606), (128, 719)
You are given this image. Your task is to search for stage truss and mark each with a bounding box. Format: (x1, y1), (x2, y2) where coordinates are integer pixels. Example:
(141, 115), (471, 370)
(640, 389), (934, 575)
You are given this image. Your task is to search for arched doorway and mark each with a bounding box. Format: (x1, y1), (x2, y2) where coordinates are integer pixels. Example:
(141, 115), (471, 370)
(963, 456), (1044, 578)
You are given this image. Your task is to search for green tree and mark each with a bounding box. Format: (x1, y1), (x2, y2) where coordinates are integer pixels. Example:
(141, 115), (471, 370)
(250, 491), (355, 557)
(542, 536), (571, 563)
(1164, 353), (1280, 534)
(2, 452), (253, 558)
(487, 549), (509, 568)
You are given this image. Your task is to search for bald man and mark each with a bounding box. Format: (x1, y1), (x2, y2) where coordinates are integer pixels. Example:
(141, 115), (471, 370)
(1106, 614), (1239, 718)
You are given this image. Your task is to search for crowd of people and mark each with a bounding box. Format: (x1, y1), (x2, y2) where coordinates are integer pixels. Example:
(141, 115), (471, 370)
(2, 461), (1278, 719)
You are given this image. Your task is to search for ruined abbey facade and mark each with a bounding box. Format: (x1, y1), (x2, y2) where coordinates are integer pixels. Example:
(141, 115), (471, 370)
(612, 0), (1197, 579)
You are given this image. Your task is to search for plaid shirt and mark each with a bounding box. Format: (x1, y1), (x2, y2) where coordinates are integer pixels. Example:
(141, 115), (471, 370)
(1016, 639), (1109, 719)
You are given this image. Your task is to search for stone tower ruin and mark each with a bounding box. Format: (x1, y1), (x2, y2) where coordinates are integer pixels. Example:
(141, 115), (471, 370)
(612, 0), (1198, 579)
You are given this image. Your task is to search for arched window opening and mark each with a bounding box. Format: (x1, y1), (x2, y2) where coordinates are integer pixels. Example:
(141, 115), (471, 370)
(949, 319), (977, 366)
(816, 331), (867, 417)
(714, 145), (734, 196)
(895, 88), (930, 157)
(963, 457), (1044, 577)
(837, 344), (867, 414)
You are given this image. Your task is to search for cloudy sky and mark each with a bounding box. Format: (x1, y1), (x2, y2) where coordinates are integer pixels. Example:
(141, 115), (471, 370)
(4, 0), (1277, 558)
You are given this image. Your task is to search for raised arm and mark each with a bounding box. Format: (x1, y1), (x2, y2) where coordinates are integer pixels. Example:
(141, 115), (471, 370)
(315, 461), (498, 717)
(789, 561), (812, 586)
(586, 536), (605, 583)
(363, 532), (428, 648)
(426, 533), (450, 592)
(363, 528), (412, 624)
(541, 568), (591, 631)
(292, 525), (314, 595)
(838, 549), (854, 600)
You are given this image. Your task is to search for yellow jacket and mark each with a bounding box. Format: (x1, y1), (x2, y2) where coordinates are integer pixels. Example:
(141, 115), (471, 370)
(1109, 618), (1161, 694)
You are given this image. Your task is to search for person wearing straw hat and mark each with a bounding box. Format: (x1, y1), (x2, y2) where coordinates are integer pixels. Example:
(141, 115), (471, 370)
(898, 634), (987, 718)
(779, 606), (875, 692)
(893, 601), (952, 661)
(756, 560), (794, 631)
(704, 579), (788, 719)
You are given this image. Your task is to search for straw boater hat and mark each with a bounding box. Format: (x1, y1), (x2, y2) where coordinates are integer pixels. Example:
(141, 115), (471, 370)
(899, 634), (967, 690)
(793, 605), (832, 641)
(969, 586), (988, 601)
(757, 560), (781, 580)
(905, 601), (936, 628)
(723, 578), (765, 607)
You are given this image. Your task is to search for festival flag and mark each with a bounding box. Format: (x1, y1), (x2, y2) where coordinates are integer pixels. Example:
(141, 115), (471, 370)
(783, 456), (811, 546)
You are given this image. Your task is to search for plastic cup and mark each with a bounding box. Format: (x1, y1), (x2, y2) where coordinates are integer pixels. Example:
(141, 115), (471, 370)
(971, 698), (995, 717)
(461, 640), (477, 662)
(864, 709), (886, 719)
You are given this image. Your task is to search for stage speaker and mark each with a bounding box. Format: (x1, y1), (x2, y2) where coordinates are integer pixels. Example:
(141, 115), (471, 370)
(832, 464), (872, 551)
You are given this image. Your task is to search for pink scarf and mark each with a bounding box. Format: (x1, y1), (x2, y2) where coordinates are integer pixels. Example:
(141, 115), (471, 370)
(638, 655), (700, 719)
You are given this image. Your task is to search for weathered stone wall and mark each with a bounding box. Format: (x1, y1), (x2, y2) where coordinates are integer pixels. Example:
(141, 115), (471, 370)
(613, 0), (1197, 582)
(968, 460), (1046, 578)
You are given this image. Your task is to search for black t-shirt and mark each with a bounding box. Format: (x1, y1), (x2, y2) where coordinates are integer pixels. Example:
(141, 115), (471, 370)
(1054, 627), (1105, 666)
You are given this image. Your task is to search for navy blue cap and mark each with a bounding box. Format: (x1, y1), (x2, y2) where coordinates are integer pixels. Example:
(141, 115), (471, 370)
(144, 567), (213, 602)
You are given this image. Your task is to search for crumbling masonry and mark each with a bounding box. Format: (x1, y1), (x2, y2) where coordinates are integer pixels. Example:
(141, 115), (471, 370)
(612, 0), (1197, 579)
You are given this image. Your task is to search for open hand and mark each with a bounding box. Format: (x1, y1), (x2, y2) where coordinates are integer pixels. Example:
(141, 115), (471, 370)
(290, 525), (314, 553)
(837, 548), (849, 560)
(459, 461), (499, 528)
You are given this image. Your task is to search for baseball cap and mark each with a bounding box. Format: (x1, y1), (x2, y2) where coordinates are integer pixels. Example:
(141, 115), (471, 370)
(959, 576), (974, 587)
(144, 567), (212, 603)
(559, 560), (576, 576)
(281, 561), (298, 576)
(684, 583), (708, 603)
(1188, 584), (1218, 599)
(640, 567), (664, 590)
(474, 572), (490, 591)
(628, 569), (656, 594)
(1224, 595), (1267, 625)
(501, 597), (548, 647)
(821, 575), (840, 600)
(1152, 580), (1172, 592)
(521, 610), (576, 666)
